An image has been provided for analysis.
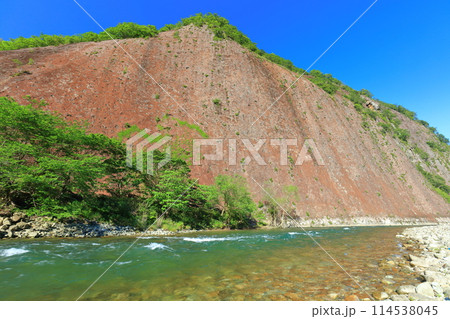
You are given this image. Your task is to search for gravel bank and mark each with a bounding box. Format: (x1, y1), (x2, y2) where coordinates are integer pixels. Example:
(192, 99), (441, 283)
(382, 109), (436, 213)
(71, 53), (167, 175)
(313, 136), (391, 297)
(387, 224), (450, 301)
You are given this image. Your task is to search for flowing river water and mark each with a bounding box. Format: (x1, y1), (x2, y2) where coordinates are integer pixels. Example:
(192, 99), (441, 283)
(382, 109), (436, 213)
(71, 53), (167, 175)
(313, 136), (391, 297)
(0, 226), (421, 300)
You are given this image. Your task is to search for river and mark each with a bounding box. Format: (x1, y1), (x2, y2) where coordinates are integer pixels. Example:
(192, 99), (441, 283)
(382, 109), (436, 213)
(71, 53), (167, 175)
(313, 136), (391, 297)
(0, 226), (420, 300)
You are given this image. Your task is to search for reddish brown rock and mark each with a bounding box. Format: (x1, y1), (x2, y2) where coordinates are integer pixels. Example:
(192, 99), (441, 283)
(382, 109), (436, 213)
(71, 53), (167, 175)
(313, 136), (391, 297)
(0, 25), (448, 221)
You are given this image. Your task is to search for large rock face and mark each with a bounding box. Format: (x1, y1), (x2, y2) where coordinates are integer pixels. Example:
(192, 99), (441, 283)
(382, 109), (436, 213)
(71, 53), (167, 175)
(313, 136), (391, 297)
(0, 25), (449, 220)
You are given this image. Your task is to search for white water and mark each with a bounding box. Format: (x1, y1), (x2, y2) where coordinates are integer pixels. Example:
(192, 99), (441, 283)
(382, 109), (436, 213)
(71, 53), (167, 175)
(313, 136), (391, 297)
(0, 248), (29, 257)
(144, 243), (173, 251)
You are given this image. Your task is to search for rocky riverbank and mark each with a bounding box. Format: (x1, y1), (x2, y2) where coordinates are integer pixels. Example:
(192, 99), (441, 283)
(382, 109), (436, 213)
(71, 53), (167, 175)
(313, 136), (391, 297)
(394, 224), (450, 301)
(0, 210), (195, 239)
(371, 224), (450, 301)
(1, 205), (448, 240)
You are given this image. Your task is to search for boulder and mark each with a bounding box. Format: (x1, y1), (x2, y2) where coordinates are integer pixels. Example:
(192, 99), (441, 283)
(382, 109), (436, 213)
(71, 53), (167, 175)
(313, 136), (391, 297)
(0, 210), (12, 217)
(2, 218), (12, 227)
(410, 255), (434, 268)
(11, 213), (24, 223)
(424, 270), (449, 285)
(8, 224), (20, 232)
(397, 285), (416, 294)
(27, 231), (39, 238)
(416, 282), (435, 297)
(15, 221), (31, 230)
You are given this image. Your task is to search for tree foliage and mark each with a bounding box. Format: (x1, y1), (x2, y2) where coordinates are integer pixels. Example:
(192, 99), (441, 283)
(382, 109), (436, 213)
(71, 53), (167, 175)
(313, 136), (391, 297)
(308, 70), (342, 95)
(0, 23), (158, 51)
(416, 164), (450, 203)
(209, 175), (258, 229)
(0, 97), (124, 219)
(0, 98), (260, 229)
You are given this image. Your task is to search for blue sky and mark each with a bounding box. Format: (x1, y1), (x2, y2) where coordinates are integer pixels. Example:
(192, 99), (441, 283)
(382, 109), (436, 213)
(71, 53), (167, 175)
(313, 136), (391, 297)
(1, 0), (449, 138)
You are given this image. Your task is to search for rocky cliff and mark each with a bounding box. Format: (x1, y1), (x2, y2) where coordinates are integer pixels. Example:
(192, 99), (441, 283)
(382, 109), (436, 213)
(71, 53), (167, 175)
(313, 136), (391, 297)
(1, 25), (449, 221)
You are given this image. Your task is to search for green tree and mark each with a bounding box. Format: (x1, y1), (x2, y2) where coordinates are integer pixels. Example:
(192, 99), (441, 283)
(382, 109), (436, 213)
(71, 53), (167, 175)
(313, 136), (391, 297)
(211, 175), (257, 228)
(0, 97), (125, 219)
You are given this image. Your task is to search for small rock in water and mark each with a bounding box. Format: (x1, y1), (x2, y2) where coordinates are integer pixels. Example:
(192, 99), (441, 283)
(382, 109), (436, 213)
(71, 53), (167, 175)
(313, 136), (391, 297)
(344, 295), (359, 301)
(372, 291), (389, 300)
(397, 285), (416, 295)
(386, 260), (396, 266)
(415, 282), (435, 298)
(384, 287), (394, 295)
(328, 293), (338, 300)
(381, 278), (395, 285)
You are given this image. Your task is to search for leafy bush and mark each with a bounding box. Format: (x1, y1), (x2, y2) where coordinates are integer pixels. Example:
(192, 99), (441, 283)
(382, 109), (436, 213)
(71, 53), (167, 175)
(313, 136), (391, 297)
(417, 164), (450, 202)
(413, 145), (429, 162)
(418, 120), (430, 128)
(380, 102), (417, 121)
(394, 128), (410, 142)
(308, 70), (341, 94)
(378, 122), (392, 135)
(209, 175), (258, 229)
(360, 89), (373, 98)
(263, 53), (305, 73)
(344, 88), (366, 106)
(354, 103), (363, 113)
(427, 141), (447, 152)
(364, 108), (378, 121)
(436, 133), (449, 144)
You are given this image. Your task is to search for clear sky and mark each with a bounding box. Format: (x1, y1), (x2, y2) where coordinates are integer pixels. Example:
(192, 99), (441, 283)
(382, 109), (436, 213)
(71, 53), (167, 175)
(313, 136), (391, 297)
(1, 0), (449, 138)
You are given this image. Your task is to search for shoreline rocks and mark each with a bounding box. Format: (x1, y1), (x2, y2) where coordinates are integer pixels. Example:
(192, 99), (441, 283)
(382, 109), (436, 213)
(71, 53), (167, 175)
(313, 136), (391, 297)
(2, 206), (447, 240)
(0, 210), (197, 239)
(382, 224), (450, 301)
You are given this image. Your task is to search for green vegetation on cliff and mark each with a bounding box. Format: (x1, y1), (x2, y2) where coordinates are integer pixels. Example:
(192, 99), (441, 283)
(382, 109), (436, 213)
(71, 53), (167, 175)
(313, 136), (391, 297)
(0, 97), (259, 230)
(0, 22), (158, 51)
(416, 164), (450, 203)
